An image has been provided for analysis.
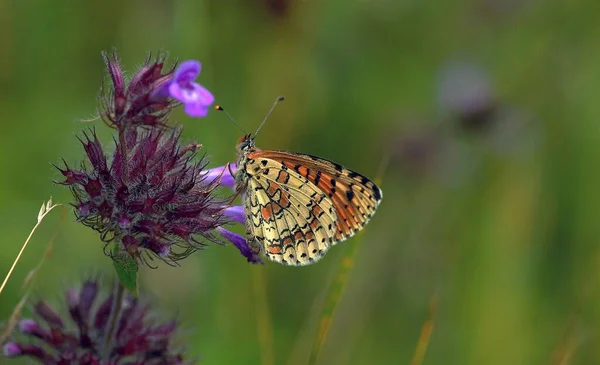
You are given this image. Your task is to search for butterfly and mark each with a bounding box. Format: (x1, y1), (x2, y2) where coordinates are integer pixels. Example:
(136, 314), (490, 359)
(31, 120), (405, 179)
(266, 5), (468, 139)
(233, 133), (383, 266)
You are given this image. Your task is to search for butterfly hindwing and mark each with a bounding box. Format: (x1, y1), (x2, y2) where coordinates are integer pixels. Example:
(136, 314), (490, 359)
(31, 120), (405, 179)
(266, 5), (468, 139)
(242, 156), (338, 265)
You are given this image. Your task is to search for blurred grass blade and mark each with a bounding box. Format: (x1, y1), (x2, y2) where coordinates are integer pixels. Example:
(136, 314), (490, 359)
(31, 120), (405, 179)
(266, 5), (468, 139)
(0, 294), (29, 344)
(308, 153), (389, 365)
(409, 290), (438, 365)
(0, 198), (62, 295)
(251, 267), (275, 365)
(307, 238), (360, 365)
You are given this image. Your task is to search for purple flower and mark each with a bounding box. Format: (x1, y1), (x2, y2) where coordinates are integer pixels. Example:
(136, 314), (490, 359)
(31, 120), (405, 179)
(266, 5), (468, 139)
(57, 50), (260, 266)
(168, 60), (215, 118)
(3, 278), (194, 365)
(56, 128), (231, 266)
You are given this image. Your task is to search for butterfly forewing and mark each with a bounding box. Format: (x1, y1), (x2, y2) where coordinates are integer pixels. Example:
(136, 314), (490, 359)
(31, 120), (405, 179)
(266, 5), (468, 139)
(241, 156), (339, 265)
(249, 150), (382, 242)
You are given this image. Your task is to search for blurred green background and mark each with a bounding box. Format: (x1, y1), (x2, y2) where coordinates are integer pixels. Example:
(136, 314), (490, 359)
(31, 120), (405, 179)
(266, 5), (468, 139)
(1, 0), (599, 364)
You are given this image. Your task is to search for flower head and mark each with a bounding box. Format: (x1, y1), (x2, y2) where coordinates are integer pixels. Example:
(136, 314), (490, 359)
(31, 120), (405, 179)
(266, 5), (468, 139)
(58, 50), (259, 266)
(3, 279), (193, 365)
(56, 127), (229, 266)
(100, 50), (179, 130)
(167, 61), (215, 118)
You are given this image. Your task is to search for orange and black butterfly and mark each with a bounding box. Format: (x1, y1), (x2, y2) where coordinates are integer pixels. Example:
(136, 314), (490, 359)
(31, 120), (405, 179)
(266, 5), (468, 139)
(228, 98), (382, 266)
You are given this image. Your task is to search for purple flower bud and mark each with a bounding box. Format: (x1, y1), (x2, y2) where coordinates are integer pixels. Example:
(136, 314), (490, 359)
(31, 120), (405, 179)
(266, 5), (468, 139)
(100, 50), (178, 130)
(216, 227), (262, 264)
(167, 60), (215, 118)
(18, 319), (39, 334)
(65, 288), (79, 308)
(203, 163), (237, 189)
(223, 206), (245, 225)
(3, 279), (195, 364)
(118, 216), (132, 229)
(53, 160), (88, 185)
(2, 343), (22, 357)
(34, 301), (64, 328)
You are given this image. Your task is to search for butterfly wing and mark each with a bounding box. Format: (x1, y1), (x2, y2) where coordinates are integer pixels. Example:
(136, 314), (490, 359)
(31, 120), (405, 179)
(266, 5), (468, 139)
(241, 155), (339, 265)
(243, 150), (382, 265)
(250, 150), (382, 242)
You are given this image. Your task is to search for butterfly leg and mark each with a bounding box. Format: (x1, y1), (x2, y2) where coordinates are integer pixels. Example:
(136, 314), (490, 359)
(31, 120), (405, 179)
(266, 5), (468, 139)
(245, 230), (264, 256)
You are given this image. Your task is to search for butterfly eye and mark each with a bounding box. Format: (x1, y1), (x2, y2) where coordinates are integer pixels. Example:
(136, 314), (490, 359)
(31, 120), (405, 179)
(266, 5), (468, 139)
(238, 135), (253, 150)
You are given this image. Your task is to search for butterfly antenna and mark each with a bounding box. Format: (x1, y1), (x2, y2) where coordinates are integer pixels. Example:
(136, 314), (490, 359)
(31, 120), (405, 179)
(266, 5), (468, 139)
(254, 96), (285, 137)
(215, 104), (247, 135)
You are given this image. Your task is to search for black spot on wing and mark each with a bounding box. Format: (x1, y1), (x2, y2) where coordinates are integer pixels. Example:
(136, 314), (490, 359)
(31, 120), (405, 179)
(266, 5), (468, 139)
(314, 171), (321, 185)
(328, 187), (336, 198)
(332, 162), (344, 171)
(346, 189), (355, 201)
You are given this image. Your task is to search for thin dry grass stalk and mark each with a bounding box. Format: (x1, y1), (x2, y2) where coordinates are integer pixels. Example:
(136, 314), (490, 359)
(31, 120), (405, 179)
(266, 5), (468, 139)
(0, 200), (64, 343)
(0, 198), (62, 295)
(409, 290), (439, 365)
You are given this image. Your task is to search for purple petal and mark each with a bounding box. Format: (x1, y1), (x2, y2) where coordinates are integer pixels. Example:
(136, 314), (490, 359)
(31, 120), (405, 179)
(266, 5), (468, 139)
(216, 227), (262, 264)
(203, 163), (237, 189)
(168, 60), (215, 118)
(223, 206), (245, 225)
(18, 320), (39, 334)
(174, 60), (201, 83)
(3, 342), (22, 357)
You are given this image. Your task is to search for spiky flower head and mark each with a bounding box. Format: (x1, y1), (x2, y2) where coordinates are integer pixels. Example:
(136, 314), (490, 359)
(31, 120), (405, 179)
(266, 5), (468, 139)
(56, 50), (260, 265)
(100, 51), (178, 130)
(2, 278), (193, 364)
(56, 128), (229, 266)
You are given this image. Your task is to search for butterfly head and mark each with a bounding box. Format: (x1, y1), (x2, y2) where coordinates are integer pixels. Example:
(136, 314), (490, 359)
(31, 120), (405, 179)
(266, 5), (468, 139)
(237, 134), (255, 153)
